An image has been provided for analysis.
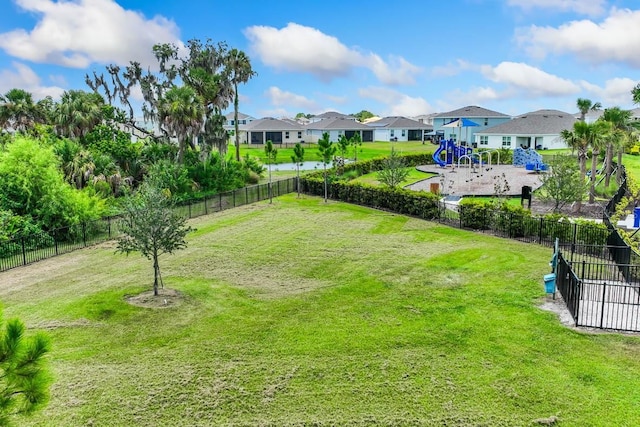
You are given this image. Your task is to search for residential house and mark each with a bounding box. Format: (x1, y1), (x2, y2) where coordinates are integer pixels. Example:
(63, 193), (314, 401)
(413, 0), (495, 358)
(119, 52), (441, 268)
(473, 109), (576, 150)
(245, 117), (305, 144)
(411, 113), (438, 126)
(305, 117), (374, 143)
(432, 105), (511, 144)
(366, 116), (433, 142)
(579, 107), (640, 123)
(223, 112), (256, 144)
(308, 111), (356, 124)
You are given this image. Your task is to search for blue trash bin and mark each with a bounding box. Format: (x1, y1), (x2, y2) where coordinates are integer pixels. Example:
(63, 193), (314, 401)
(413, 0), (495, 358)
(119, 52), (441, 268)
(634, 207), (640, 227)
(544, 273), (556, 293)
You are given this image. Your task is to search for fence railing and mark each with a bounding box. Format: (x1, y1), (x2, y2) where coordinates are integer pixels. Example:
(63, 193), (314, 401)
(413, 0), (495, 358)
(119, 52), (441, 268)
(0, 178), (297, 273)
(557, 252), (640, 332)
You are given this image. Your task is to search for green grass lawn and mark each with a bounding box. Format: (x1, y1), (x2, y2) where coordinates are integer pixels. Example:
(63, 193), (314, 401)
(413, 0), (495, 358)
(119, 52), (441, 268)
(2, 195), (640, 425)
(240, 141), (436, 163)
(353, 167), (437, 187)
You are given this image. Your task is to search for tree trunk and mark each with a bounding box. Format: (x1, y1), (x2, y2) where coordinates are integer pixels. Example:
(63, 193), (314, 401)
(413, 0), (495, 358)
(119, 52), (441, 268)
(153, 255), (159, 296)
(296, 166), (300, 198)
(234, 82), (240, 162)
(268, 163), (273, 204)
(323, 165), (328, 203)
(604, 143), (613, 188)
(589, 150), (598, 204)
(617, 148), (623, 183)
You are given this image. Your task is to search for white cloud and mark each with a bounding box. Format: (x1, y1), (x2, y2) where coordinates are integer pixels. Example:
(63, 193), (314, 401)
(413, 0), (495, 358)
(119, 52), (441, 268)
(430, 59), (476, 77)
(358, 87), (433, 116)
(323, 94), (348, 105)
(579, 77), (637, 106)
(517, 8), (640, 67)
(0, 0), (182, 68)
(507, 0), (606, 16)
(244, 22), (421, 85)
(265, 86), (319, 110)
(0, 62), (64, 99)
(481, 62), (580, 96)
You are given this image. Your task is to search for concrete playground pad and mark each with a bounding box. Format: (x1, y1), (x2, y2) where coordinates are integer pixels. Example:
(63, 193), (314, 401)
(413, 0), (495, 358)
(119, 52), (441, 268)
(408, 164), (545, 197)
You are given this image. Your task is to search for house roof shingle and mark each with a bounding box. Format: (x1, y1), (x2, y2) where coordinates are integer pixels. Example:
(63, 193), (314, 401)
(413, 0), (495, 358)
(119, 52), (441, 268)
(246, 117), (304, 131)
(224, 112), (254, 120)
(306, 117), (371, 130)
(475, 110), (576, 135)
(366, 116), (433, 129)
(433, 105), (510, 119)
(312, 111), (354, 120)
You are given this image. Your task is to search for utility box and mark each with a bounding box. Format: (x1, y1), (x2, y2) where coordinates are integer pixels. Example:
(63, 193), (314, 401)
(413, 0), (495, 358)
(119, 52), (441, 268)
(521, 185), (532, 209)
(544, 273), (556, 294)
(430, 183), (439, 194)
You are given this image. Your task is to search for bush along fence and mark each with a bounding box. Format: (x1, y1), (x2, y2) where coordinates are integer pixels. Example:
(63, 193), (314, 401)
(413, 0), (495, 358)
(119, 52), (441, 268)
(0, 178), (297, 273)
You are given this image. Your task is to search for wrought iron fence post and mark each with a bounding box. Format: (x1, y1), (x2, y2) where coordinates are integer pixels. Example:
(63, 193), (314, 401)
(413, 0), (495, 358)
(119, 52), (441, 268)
(233, 191), (236, 207)
(246, 187), (248, 204)
(204, 195), (208, 215)
(188, 202), (192, 219)
(82, 223), (87, 247)
(600, 282), (607, 328)
(21, 237), (26, 266)
(54, 229), (58, 256)
(219, 193), (223, 211)
(108, 216), (111, 238)
(538, 217), (543, 244)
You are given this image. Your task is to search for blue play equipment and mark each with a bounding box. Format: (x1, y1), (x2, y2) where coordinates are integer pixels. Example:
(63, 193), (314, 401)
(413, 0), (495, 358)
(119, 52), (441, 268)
(432, 139), (474, 167)
(513, 147), (547, 171)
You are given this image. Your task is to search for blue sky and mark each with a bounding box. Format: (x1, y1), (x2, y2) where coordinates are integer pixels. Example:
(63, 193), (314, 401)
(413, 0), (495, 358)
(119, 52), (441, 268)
(1, 0), (639, 118)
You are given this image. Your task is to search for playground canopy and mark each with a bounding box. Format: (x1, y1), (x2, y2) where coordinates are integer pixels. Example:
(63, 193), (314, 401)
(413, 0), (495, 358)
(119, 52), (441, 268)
(442, 118), (480, 144)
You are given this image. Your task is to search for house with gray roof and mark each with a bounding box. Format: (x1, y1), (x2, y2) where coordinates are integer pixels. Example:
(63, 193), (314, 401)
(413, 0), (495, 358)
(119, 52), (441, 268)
(474, 109), (576, 150)
(578, 107), (640, 124)
(245, 117), (305, 144)
(308, 111), (356, 123)
(223, 112), (256, 144)
(432, 106), (511, 144)
(305, 117), (373, 143)
(366, 116), (433, 142)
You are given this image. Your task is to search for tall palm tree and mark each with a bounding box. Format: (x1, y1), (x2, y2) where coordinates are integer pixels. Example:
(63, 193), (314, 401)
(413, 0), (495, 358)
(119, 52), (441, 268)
(587, 121), (609, 203)
(576, 98), (602, 122)
(601, 107), (634, 187)
(54, 90), (105, 139)
(561, 125), (588, 180)
(0, 88), (44, 132)
(632, 83), (640, 105)
(227, 49), (256, 162)
(157, 86), (205, 163)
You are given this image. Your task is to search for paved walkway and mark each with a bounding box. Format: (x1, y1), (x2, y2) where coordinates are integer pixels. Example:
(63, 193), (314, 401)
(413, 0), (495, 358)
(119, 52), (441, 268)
(408, 164), (545, 197)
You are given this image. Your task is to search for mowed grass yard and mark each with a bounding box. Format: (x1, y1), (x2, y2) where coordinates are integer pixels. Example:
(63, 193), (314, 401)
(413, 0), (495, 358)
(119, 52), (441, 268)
(2, 195), (640, 426)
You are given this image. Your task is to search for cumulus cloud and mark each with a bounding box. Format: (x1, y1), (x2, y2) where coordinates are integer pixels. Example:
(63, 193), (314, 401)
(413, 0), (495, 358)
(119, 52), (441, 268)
(481, 62), (580, 96)
(244, 22), (421, 85)
(0, 0), (182, 68)
(430, 59), (476, 77)
(517, 8), (640, 67)
(358, 87), (433, 116)
(0, 62), (64, 99)
(265, 87), (319, 111)
(579, 77), (638, 106)
(507, 0), (606, 16)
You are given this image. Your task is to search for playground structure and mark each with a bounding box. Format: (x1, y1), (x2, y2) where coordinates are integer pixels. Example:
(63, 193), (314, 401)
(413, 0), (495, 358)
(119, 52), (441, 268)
(513, 147), (548, 172)
(432, 139), (472, 167)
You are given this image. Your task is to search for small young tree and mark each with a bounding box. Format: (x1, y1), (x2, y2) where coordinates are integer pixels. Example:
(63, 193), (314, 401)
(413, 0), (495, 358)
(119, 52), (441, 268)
(116, 183), (192, 295)
(291, 142), (305, 198)
(264, 140), (277, 203)
(350, 132), (362, 162)
(317, 132), (336, 202)
(540, 154), (586, 213)
(377, 148), (410, 188)
(0, 310), (51, 425)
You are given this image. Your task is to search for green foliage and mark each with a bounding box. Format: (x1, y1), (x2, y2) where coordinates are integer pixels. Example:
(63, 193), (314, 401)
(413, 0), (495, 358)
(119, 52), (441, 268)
(0, 136), (105, 232)
(242, 154), (265, 177)
(146, 160), (192, 198)
(0, 310), (51, 425)
(116, 182), (193, 295)
(317, 132), (336, 202)
(291, 143), (305, 197)
(264, 140), (278, 203)
(336, 134), (350, 159)
(349, 132), (363, 162)
(540, 154), (586, 212)
(188, 153), (247, 195)
(376, 148), (411, 188)
(352, 110), (375, 122)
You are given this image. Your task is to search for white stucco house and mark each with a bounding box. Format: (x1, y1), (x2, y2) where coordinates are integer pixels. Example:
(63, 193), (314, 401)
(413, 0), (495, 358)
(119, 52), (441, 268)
(473, 109), (577, 150)
(223, 112), (256, 144)
(245, 117), (305, 144)
(366, 116), (433, 142)
(305, 117), (373, 143)
(432, 106), (511, 144)
(308, 111), (356, 124)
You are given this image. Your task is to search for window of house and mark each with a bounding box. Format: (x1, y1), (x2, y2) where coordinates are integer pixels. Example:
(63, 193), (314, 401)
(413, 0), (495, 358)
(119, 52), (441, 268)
(502, 136), (511, 147)
(480, 136), (488, 146)
(297, 131), (302, 138)
(285, 131), (290, 139)
(390, 130), (395, 137)
(484, 118), (488, 126)
(449, 133), (457, 142)
(401, 129), (406, 137)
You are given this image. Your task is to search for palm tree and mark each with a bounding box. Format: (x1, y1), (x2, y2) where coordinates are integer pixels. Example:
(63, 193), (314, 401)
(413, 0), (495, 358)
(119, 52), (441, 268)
(561, 126), (587, 180)
(576, 98), (602, 122)
(157, 86), (205, 163)
(601, 107), (634, 186)
(632, 83), (640, 105)
(0, 88), (44, 132)
(587, 121), (609, 203)
(54, 90), (105, 139)
(227, 49), (256, 162)
(291, 142), (305, 198)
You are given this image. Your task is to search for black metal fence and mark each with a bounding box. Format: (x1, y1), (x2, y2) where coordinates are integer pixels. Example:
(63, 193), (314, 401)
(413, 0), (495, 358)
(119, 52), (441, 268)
(0, 178), (297, 273)
(557, 251), (640, 332)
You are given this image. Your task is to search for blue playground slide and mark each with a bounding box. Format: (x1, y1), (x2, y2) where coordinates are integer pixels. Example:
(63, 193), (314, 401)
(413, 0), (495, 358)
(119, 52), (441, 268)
(433, 139), (474, 167)
(433, 142), (447, 167)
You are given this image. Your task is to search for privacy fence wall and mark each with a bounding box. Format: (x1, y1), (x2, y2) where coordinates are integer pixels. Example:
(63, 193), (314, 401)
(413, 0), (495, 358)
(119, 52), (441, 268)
(0, 178), (297, 273)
